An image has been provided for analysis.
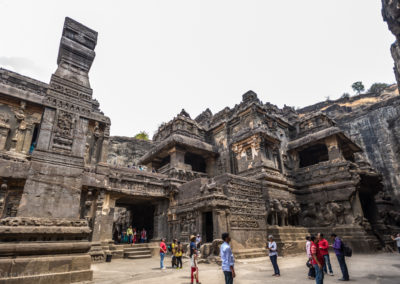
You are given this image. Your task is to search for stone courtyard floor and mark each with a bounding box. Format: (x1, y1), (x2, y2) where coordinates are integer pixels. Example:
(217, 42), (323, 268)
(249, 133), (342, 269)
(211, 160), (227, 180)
(93, 253), (400, 284)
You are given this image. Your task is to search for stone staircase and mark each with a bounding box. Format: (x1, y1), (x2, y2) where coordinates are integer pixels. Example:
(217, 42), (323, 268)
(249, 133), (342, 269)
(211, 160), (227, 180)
(234, 248), (268, 259)
(123, 244), (152, 259)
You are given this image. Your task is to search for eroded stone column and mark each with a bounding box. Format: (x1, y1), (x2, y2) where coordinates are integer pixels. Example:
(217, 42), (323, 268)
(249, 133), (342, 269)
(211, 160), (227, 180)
(325, 135), (343, 161)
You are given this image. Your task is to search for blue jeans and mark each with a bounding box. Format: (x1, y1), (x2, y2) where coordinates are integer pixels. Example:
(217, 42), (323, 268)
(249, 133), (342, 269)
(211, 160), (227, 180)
(128, 235), (132, 243)
(313, 264), (324, 284)
(323, 254), (333, 274)
(269, 255), (280, 275)
(160, 253), (165, 268)
(223, 271), (233, 284)
(336, 254), (349, 280)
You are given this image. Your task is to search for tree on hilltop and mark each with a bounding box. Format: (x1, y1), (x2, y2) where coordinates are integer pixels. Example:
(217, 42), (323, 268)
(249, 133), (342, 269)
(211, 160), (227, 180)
(351, 81), (365, 94)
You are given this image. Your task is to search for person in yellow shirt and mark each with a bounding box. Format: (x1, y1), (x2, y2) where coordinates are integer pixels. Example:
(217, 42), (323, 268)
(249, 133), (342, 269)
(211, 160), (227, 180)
(126, 226), (133, 245)
(175, 241), (183, 269)
(171, 239), (177, 268)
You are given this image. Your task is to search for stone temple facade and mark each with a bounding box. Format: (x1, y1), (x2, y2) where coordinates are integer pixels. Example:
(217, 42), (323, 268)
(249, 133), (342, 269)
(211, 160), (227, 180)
(0, 16), (399, 283)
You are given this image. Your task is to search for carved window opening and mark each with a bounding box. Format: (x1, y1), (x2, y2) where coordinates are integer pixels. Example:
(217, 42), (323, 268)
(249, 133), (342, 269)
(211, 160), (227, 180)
(184, 152), (206, 173)
(246, 148), (252, 160)
(298, 143), (329, 168)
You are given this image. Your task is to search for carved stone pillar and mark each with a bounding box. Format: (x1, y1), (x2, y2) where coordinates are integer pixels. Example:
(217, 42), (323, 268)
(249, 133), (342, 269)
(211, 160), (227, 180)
(169, 147), (185, 168)
(91, 191), (116, 243)
(21, 124), (33, 154)
(325, 135), (343, 161)
(0, 127), (9, 151)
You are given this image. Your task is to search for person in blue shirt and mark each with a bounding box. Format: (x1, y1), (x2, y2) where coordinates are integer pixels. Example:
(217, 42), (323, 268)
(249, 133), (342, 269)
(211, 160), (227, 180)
(220, 232), (235, 284)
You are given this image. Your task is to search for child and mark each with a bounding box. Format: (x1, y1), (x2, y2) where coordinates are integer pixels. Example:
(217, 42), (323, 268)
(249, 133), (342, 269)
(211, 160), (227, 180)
(175, 242), (183, 269)
(190, 250), (201, 284)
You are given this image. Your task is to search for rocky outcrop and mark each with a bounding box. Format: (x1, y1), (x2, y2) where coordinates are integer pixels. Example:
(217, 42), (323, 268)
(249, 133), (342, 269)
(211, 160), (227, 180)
(382, 0), (400, 88)
(107, 136), (153, 167)
(299, 86), (400, 201)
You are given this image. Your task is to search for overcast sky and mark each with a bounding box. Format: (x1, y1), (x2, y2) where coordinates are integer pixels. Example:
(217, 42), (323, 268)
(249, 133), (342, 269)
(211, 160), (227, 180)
(0, 0), (396, 136)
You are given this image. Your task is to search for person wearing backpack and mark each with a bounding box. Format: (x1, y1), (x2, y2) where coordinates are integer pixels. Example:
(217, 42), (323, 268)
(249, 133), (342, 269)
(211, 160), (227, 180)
(331, 233), (349, 281)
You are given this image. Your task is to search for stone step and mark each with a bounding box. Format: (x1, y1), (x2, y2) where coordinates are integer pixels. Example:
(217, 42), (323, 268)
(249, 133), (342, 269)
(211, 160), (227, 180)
(125, 252), (152, 259)
(233, 249), (268, 259)
(124, 248), (150, 253)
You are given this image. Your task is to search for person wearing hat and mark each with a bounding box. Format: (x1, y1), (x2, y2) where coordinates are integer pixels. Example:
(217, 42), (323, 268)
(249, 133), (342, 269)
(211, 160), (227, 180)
(196, 234), (202, 249)
(190, 235), (197, 257)
(267, 235), (280, 277)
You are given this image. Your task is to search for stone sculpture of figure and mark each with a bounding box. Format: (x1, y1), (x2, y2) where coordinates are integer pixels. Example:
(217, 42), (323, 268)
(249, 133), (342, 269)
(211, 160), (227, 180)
(266, 200), (276, 225)
(330, 202), (345, 225)
(300, 203), (317, 227)
(280, 200), (289, 226)
(11, 101), (26, 151)
(287, 201), (300, 226)
(272, 199), (283, 226)
(322, 203), (337, 226)
(91, 122), (102, 163)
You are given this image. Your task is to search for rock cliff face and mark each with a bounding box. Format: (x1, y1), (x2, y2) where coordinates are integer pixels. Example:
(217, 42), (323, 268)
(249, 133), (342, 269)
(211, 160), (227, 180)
(299, 86), (400, 201)
(107, 136), (153, 167)
(382, 0), (400, 88)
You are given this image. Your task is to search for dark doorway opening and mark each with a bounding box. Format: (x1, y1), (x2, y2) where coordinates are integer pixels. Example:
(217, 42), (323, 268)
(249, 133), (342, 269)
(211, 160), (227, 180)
(130, 203), (155, 240)
(184, 152), (206, 173)
(29, 124), (39, 154)
(114, 199), (155, 243)
(358, 175), (381, 225)
(203, 211), (213, 242)
(299, 143), (329, 168)
(359, 192), (378, 224)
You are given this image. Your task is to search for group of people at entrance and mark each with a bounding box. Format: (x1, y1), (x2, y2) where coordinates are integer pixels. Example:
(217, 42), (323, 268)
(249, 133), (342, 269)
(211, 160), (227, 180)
(121, 226), (147, 244)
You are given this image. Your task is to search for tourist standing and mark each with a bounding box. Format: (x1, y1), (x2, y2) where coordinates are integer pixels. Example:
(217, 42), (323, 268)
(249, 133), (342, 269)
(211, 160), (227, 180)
(190, 249), (201, 284)
(175, 241), (183, 269)
(127, 226), (133, 245)
(141, 228), (147, 243)
(196, 234), (202, 249)
(133, 228), (137, 244)
(310, 235), (324, 284)
(171, 239), (177, 268)
(317, 233), (333, 276)
(331, 233), (349, 281)
(306, 236), (315, 280)
(267, 235), (280, 277)
(190, 235), (197, 256)
(220, 232), (235, 284)
(391, 233), (400, 253)
(160, 238), (167, 270)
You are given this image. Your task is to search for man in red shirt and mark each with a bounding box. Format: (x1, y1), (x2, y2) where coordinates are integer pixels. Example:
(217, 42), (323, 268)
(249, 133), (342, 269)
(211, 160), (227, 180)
(160, 238), (167, 269)
(310, 235), (325, 284)
(318, 233), (333, 276)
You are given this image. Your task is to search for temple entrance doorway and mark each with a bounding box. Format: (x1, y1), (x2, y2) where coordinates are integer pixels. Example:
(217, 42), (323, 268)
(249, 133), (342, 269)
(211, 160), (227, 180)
(358, 175), (381, 225)
(114, 197), (155, 243)
(202, 211), (213, 242)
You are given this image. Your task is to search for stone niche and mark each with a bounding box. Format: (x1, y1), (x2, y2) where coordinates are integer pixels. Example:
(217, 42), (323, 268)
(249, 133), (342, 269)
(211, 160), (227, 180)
(0, 97), (42, 154)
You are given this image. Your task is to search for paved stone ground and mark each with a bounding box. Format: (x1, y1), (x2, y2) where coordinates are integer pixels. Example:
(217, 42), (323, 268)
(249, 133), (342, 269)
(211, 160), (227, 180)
(93, 253), (400, 284)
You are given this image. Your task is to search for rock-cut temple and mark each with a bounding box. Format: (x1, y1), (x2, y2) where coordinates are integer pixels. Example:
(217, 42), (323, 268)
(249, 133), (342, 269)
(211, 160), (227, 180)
(0, 17), (399, 283)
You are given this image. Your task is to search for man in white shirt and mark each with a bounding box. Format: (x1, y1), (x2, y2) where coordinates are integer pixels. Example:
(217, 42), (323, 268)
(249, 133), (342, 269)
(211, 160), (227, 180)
(391, 233), (400, 253)
(267, 235), (280, 277)
(306, 235), (315, 279)
(220, 232), (235, 284)
(196, 234), (202, 249)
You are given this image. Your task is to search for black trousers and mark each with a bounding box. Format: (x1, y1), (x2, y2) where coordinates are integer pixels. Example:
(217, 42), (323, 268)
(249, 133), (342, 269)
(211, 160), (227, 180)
(176, 256), (182, 268)
(223, 271), (233, 284)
